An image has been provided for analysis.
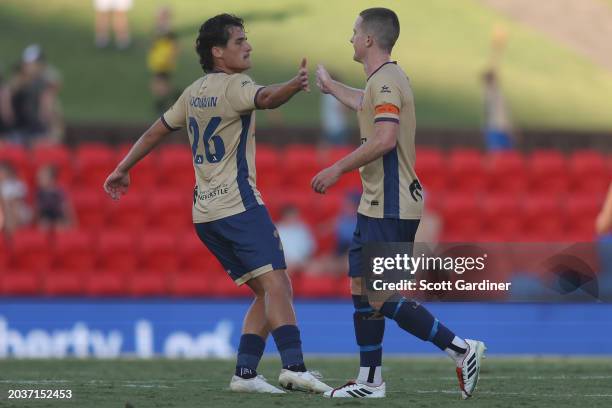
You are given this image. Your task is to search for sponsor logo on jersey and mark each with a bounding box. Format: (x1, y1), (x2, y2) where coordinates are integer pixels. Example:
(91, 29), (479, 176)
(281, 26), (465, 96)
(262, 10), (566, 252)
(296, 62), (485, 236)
(190, 96), (218, 108)
(197, 184), (229, 201)
(241, 80), (251, 87)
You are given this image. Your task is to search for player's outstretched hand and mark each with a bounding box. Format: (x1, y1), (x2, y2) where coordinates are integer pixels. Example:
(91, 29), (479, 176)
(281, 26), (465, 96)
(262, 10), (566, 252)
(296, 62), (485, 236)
(311, 164), (342, 194)
(316, 64), (332, 94)
(295, 57), (310, 92)
(103, 169), (130, 200)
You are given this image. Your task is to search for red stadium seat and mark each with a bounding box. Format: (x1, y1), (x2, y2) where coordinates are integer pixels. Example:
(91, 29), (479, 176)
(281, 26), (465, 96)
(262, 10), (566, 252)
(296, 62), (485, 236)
(0, 270), (41, 295)
(447, 149), (486, 193)
(116, 144), (158, 192)
(314, 192), (344, 224)
(139, 231), (179, 273)
(149, 190), (191, 230)
(568, 150), (610, 195)
(528, 150), (568, 195)
(157, 146), (195, 191)
(486, 151), (528, 194)
(177, 230), (217, 272)
(52, 229), (95, 272)
(0, 235), (8, 271)
(106, 191), (148, 230)
(31, 144), (73, 187)
(73, 144), (116, 188)
(522, 195), (565, 241)
(481, 194), (523, 241)
(128, 271), (169, 296)
(85, 270), (127, 296)
(294, 274), (341, 298)
(169, 270), (213, 296)
(440, 193), (483, 241)
(415, 148), (447, 194)
(255, 144), (283, 194)
(96, 230), (139, 271)
(282, 145), (320, 190)
(0, 144), (31, 183)
(565, 195), (603, 241)
(43, 269), (85, 296)
(72, 189), (108, 230)
(9, 229), (52, 271)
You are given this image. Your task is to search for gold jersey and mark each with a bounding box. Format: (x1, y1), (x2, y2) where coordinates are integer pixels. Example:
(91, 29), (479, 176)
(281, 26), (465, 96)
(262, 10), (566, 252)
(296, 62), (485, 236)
(356, 62), (423, 219)
(162, 72), (265, 223)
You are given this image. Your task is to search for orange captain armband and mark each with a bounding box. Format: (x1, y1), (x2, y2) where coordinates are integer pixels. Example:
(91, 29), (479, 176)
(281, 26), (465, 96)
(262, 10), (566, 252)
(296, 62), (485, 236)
(375, 103), (400, 115)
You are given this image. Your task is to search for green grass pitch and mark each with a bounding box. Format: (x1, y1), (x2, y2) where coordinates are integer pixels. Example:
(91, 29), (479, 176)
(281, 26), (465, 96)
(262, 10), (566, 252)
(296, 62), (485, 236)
(1, 357), (611, 407)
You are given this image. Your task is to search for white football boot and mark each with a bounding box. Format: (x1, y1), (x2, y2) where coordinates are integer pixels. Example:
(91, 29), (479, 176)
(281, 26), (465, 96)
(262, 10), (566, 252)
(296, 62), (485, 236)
(278, 369), (332, 393)
(456, 339), (486, 399)
(229, 375), (286, 394)
(324, 380), (386, 398)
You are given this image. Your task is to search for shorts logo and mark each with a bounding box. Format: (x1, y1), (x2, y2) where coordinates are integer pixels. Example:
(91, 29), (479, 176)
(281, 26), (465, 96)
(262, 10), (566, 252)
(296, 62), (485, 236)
(409, 180), (423, 202)
(380, 85), (391, 93)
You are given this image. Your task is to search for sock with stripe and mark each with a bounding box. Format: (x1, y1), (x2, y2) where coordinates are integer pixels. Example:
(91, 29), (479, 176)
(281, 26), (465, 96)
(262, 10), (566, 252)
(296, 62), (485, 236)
(235, 333), (265, 379)
(379, 294), (455, 351)
(271, 325), (307, 372)
(353, 295), (384, 386)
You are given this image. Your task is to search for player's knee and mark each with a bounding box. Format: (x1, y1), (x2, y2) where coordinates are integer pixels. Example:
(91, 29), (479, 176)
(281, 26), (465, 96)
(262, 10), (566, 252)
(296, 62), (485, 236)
(258, 269), (293, 298)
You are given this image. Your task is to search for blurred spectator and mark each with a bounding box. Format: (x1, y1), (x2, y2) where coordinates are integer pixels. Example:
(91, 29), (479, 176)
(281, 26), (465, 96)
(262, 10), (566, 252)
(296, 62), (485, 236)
(596, 182), (612, 235)
(94, 0), (133, 50)
(0, 161), (32, 233)
(147, 6), (180, 114)
(0, 68), (15, 138)
(10, 45), (64, 146)
(277, 205), (316, 274)
(481, 68), (516, 151)
(320, 72), (351, 145)
(35, 165), (75, 230)
(335, 191), (360, 253)
(303, 191), (360, 277)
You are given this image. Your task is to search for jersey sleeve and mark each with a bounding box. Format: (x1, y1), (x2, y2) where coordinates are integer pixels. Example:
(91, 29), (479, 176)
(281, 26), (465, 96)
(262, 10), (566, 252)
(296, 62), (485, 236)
(225, 73), (265, 113)
(369, 73), (402, 124)
(161, 87), (188, 130)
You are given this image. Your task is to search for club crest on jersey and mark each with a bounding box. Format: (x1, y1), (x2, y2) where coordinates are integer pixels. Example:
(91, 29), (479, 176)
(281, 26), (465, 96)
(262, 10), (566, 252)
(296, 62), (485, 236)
(380, 85), (391, 93)
(409, 180), (423, 202)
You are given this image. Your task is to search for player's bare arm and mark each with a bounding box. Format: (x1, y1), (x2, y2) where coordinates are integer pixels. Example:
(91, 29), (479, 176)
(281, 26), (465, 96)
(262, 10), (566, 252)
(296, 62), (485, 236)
(103, 119), (171, 200)
(596, 182), (612, 234)
(255, 58), (310, 109)
(311, 120), (398, 194)
(316, 64), (363, 111)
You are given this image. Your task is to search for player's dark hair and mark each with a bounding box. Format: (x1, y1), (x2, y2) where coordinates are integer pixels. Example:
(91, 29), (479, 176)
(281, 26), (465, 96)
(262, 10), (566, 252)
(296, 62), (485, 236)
(359, 8), (400, 53)
(195, 13), (244, 73)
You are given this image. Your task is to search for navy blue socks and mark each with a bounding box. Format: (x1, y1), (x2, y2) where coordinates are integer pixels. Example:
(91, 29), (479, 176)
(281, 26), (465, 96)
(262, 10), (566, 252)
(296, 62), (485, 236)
(235, 333), (265, 379)
(379, 294), (455, 351)
(271, 325), (306, 372)
(353, 295), (385, 385)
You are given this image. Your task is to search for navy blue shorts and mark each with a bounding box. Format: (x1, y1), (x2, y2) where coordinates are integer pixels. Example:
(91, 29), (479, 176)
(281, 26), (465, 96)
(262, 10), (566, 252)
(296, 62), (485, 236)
(348, 213), (420, 277)
(194, 205), (286, 285)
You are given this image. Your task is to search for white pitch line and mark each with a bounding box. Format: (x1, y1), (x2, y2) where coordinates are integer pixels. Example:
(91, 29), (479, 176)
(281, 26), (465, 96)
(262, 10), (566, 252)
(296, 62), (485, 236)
(415, 390), (612, 398)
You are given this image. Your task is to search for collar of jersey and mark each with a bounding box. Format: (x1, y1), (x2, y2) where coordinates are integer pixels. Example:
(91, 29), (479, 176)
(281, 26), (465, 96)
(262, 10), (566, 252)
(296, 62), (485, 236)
(367, 61), (397, 82)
